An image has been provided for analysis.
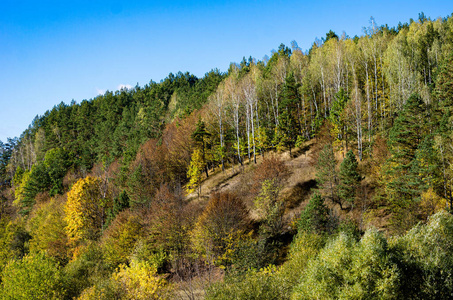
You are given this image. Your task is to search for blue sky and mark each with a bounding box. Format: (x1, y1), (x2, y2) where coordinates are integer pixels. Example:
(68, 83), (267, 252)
(1, 0), (452, 143)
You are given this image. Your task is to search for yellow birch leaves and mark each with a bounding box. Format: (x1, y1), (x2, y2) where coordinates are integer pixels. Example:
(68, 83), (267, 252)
(64, 176), (104, 246)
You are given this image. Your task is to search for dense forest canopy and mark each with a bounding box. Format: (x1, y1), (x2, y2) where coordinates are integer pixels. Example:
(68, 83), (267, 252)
(1, 12), (453, 299)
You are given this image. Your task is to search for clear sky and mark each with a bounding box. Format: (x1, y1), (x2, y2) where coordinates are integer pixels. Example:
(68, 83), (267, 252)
(1, 0), (452, 143)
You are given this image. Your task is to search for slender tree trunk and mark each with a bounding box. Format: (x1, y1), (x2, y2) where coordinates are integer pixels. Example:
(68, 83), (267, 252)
(353, 70), (362, 161)
(250, 102), (257, 164)
(234, 102), (242, 166)
(365, 62), (372, 144)
(246, 103), (251, 163)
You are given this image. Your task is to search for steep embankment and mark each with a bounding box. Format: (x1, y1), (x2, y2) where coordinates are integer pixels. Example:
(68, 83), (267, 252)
(186, 141), (317, 226)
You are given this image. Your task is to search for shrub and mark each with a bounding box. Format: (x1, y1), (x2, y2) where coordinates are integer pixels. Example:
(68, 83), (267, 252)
(112, 260), (170, 299)
(1, 253), (66, 300)
(102, 211), (143, 269)
(394, 210), (453, 299)
(27, 197), (69, 264)
(291, 230), (400, 299)
(191, 192), (250, 266)
(206, 265), (288, 300)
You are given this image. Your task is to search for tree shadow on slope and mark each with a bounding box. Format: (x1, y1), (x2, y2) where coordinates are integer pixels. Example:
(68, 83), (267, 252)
(286, 179), (317, 209)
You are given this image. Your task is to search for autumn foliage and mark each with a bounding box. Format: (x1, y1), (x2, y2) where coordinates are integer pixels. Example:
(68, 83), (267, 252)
(191, 192), (250, 263)
(64, 176), (105, 247)
(1, 13), (453, 299)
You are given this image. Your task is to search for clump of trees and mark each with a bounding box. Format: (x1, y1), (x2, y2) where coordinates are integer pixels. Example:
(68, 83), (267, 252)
(0, 12), (452, 299)
(208, 210), (453, 300)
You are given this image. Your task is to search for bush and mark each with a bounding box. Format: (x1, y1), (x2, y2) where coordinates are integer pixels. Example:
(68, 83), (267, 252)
(1, 253), (66, 300)
(0, 218), (30, 279)
(27, 197), (69, 264)
(102, 211), (143, 269)
(206, 266), (288, 300)
(112, 260), (170, 299)
(291, 230), (400, 299)
(191, 192), (250, 266)
(64, 242), (111, 299)
(394, 210), (453, 299)
(279, 231), (325, 290)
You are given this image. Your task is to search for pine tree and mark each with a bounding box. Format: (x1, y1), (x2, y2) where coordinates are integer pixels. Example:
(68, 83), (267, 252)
(435, 51), (453, 110)
(278, 73), (301, 156)
(114, 190), (130, 215)
(386, 94), (426, 203)
(434, 52), (453, 210)
(191, 119), (211, 178)
(329, 88), (349, 156)
(316, 144), (341, 209)
(338, 150), (361, 209)
(298, 192), (329, 234)
(385, 93), (426, 230)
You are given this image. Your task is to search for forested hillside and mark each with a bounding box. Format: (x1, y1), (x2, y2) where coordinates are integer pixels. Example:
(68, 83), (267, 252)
(1, 13), (453, 299)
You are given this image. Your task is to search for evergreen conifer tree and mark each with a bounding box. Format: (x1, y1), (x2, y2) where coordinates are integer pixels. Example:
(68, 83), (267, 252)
(338, 150), (361, 209)
(386, 94), (426, 202)
(385, 93), (427, 230)
(278, 73), (301, 155)
(316, 144), (341, 209)
(191, 119), (211, 177)
(298, 192), (329, 234)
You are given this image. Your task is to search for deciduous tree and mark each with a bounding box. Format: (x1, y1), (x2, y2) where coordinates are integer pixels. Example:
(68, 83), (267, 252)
(64, 176), (106, 247)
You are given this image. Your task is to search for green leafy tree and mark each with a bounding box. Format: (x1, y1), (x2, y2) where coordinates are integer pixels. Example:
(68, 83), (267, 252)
(102, 211), (143, 269)
(14, 163), (49, 215)
(63, 243), (111, 299)
(395, 210), (453, 298)
(111, 259), (170, 300)
(0, 218), (31, 281)
(1, 253), (66, 300)
(28, 198), (69, 264)
(256, 126), (271, 157)
(292, 230), (400, 300)
(191, 192), (250, 266)
(12, 166), (24, 187)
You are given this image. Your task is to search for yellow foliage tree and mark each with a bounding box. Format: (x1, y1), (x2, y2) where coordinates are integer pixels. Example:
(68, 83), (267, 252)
(186, 149), (205, 196)
(64, 176), (105, 247)
(102, 211), (143, 269)
(76, 285), (106, 300)
(191, 192), (250, 266)
(112, 260), (169, 300)
(28, 197), (69, 264)
(419, 187), (446, 219)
